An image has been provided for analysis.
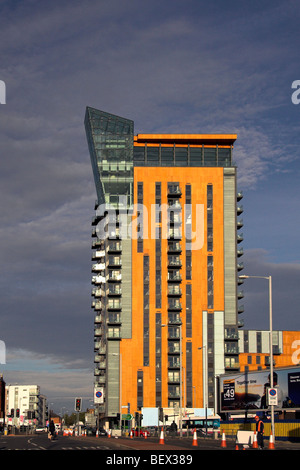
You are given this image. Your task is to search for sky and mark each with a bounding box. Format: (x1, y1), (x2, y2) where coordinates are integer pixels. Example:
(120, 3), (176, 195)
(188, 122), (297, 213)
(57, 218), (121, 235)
(0, 0), (300, 414)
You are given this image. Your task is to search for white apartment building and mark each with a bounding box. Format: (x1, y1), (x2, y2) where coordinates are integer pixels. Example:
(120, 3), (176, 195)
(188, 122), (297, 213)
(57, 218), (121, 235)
(6, 384), (43, 427)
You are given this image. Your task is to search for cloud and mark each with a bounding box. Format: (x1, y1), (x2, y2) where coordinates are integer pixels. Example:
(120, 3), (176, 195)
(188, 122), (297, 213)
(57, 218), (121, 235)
(241, 249), (300, 331)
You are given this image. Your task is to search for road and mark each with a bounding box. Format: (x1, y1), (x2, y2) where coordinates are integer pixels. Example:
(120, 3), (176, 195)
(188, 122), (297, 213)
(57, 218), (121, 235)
(0, 432), (299, 452)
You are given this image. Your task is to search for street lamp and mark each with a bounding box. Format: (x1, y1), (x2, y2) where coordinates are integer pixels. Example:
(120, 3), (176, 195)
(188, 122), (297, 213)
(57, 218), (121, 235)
(162, 322), (183, 437)
(239, 274), (274, 439)
(198, 346), (208, 436)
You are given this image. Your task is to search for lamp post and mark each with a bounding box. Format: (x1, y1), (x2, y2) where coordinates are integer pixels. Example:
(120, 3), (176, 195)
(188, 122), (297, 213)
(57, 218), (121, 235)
(239, 274), (274, 439)
(198, 346), (208, 436)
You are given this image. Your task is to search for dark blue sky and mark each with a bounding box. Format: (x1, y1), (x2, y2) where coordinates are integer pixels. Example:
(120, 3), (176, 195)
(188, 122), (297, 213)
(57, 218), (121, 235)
(0, 0), (300, 412)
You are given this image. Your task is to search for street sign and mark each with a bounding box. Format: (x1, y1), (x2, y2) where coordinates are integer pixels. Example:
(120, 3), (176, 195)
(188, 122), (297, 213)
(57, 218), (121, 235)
(268, 387), (278, 406)
(94, 387), (104, 404)
(122, 414), (133, 420)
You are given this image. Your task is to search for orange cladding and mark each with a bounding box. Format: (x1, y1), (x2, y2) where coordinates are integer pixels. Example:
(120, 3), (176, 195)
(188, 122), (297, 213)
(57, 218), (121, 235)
(120, 166), (225, 412)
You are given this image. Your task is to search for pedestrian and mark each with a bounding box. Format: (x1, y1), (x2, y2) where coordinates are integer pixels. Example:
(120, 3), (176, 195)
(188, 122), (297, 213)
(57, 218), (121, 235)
(254, 415), (264, 449)
(49, 420), (56, 440)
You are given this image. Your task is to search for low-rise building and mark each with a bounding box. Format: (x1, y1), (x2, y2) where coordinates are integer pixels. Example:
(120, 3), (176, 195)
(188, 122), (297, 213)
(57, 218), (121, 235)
(6, 384), (43, 427)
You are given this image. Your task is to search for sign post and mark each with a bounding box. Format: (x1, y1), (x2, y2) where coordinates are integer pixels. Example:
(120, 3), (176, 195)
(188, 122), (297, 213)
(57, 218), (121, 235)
(268, 388), (278, 406)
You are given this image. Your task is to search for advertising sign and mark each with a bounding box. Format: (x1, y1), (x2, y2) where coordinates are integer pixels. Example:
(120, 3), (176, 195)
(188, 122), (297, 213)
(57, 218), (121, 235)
(219, 366), (300, 412)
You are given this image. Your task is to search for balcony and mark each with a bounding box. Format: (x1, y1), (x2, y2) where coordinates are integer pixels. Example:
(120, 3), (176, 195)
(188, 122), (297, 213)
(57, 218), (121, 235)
(168, 359), (180, 369)
(107, 241), (122, 253)
(92, 275), (106, 285)
(168, 344), (180, 354)
(168, 301), (182, 311)
(168, 257), (182, 268)
(108, 271), (122, 281)
(92, 288), (105, 297)
(168, 213), (182, 225)
(237, 262), (244, 271)
(92, 250), (105, 260)
(107, 313), (121, 324)
(168, 241), (182, 253)
(237, 219), (243, 229)
(237, 233), (243, 243)
(94, 328), (103, 337)
(237, 248), (244, 257)
(167, 201), (182, 211)
(237, 191), (243, 201)
(167, 228), (182, 240)
(94, 315), (103, 324)
(167, 272), (182, 282)
(107, 328), (121, 339)
(237, 290), (244, 299)
(238, 304), (244, 314)
(168, 286), (182, 297)
(107, 297), (121, 308)
(108, 257), (122, 268)
(237, 205), (244, 215)
(92, 263), (106, 272)
(167, 185), (182, 197)
(225, 359), (240, 370)
(92, 301), (103, 310)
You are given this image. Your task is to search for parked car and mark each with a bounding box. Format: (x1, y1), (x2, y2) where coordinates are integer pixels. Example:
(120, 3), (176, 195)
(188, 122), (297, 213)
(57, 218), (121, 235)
(98, 427), (107, 436)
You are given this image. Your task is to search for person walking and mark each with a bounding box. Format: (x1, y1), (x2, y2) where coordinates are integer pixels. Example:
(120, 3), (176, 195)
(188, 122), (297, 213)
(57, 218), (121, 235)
(254, 415), (264, 449)
(49, 420), (56, 440)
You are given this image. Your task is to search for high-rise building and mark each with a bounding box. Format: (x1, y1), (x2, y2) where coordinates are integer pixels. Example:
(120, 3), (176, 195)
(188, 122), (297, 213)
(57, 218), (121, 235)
(85, 107), (243, 426)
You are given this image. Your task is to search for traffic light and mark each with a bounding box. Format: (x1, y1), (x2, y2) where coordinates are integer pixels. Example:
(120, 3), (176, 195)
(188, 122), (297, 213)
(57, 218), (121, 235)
(75, 397), (82, 412)
(16, 409), (20, 418)
(11, 408), (14, 417)
(159, 407), (164, 422)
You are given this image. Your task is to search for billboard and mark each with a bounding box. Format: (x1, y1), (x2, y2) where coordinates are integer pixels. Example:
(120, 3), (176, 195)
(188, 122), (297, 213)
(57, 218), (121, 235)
(219, 366), (300, 412)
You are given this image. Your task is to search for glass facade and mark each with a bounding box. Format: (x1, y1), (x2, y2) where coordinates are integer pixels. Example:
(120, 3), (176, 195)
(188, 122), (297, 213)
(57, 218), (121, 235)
(85, 107), (134, 208)
(133, 144), (233, 167)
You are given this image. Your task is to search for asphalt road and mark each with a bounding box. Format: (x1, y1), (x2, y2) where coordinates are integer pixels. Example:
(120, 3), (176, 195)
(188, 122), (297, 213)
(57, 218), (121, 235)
(0, 433), (299, 452)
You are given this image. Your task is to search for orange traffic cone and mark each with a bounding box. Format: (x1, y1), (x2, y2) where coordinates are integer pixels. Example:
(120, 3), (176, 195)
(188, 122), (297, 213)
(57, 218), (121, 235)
(108, 429), (111, 438)
(144, 430), (147, 439)
(159, 427), (165, 444)
(221, 430), (227, 448)
(192, 428), (198, 446)
(130, 429), (133, 439)
(235, 442), (239, 450)
(252, 431), (258, 449)
(268, 431), (275, 449)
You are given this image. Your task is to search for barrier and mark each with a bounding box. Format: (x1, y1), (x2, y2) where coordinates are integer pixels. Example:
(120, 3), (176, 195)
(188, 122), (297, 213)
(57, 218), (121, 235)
(221, 430), (227, 448)
(159, 427), (165, 444)
(252, 431), (258, 449)
(192, 429), (198, 447)
(268, 431), (275, 450)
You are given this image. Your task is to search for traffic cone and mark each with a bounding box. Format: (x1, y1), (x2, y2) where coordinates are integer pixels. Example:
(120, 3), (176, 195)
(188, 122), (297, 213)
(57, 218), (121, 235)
(268, 431), (275, 449)
(221, 430), (227, 448)
(130, 429), (133, 439)
(252, 431), (258, 449)
(192, 428), (198, 446)
(144, 430), (147, 439)
(96, 429), (99, 438)
(159, 427), (165, 444)
(235, 442), (239, 450)
(108, 429), (111, 438)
